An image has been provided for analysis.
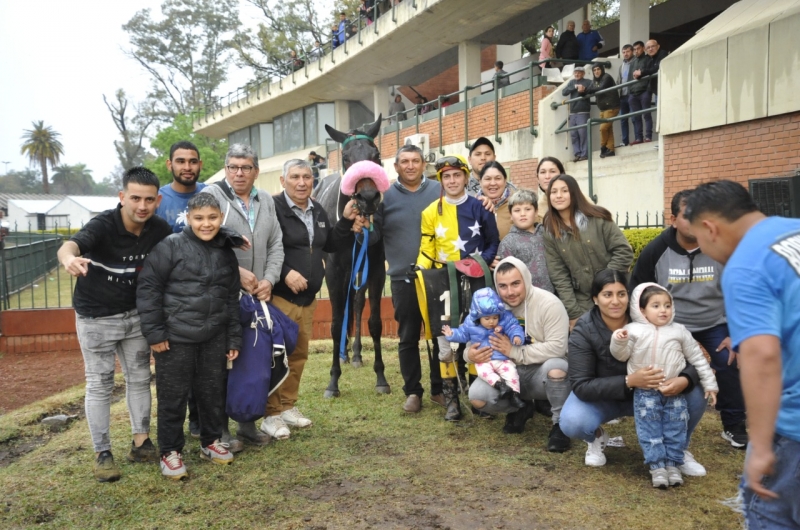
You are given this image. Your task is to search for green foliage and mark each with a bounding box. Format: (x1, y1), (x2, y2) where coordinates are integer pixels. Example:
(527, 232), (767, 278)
(51, 164), (95, 195)
(19, 121), (64, 194)
(0, 169), (42, 193)
(591, 0), (670, 29)
(145, 114), (228, 185)
(623, 227), (665, 268)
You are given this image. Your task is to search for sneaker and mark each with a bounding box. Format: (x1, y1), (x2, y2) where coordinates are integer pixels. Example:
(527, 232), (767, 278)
(260, 415), (291, 440)
(666, 466), (683, 487)
(236, 421), (271, 446)
(547, 423), (571, 453)
(281, 407), (313, 428)
(721, 422), (748, 449)
(679, 451), (706, 477)
(160, 451), (188, 480)
(585, 427), (609, 467)
(126, 438), (158, 463)
(94, 450), (121, 483)
(189, 420), (201, 439)
(630, 140), (642, 145)
(604, 150), (615, 157)
(200, 441), (234, 465)
(650, 468), (669, 489)
(429, 394), (446, 407)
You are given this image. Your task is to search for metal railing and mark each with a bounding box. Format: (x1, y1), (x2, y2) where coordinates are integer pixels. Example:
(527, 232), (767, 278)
(331, 59), (610, 172)
(0, 223), (80, 310)
(615, 210), (663, 229)
(552, 72), (659, 203)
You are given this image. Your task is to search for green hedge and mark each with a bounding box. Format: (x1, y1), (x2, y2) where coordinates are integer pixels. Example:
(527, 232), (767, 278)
(622, 227), (665, 269)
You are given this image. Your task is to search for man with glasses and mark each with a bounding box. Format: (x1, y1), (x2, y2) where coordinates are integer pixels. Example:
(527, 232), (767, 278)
(203, 143), (284, 450)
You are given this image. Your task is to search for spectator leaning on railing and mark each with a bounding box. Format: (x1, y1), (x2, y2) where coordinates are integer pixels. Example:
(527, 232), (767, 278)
(585, 63), (620, 158)
(627, 41), (652, 144)
(561, 67), (593, 162)
(616, 44), (634, 147)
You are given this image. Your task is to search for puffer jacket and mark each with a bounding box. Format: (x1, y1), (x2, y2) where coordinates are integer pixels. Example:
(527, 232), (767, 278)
(447, 287), (525, 361)
(585, 64), (620, 110)
(543, 213), (634, 319)
(569, 305), (701, 403)
(610, 283), (718, 392)
(137, 225), (243, 350)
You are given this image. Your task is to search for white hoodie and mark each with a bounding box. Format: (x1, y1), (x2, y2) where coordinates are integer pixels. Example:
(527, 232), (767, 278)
(610, 282), (718, 392)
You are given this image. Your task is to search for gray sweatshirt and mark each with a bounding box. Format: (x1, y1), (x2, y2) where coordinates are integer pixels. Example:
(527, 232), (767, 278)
(202, 181), (284, 287)
(373, 177), (441, 280)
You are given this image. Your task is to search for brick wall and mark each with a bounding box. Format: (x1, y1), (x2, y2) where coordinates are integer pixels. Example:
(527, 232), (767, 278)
(663, 111), (800, 212)
(398, 45), (498, 103)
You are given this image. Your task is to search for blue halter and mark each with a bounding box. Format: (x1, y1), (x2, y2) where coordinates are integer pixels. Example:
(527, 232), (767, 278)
(339, 229), (370, 360)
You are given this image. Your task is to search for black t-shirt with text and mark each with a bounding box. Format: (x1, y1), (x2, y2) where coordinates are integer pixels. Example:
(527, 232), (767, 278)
(70, 205), (172, 318)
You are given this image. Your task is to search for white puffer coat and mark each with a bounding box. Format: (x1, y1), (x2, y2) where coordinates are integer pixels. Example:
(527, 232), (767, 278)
(609, 283), (718, 392)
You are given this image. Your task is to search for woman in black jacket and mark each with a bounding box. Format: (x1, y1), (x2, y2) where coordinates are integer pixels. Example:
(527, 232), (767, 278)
(559, 269), (708, 474)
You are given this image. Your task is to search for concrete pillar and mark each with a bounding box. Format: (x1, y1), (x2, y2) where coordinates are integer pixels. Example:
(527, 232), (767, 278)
(373, 84), (390, 121)
(560, 5), (587, 35)
(458, 40), (482, 102)
(619, 0), (650, 49)
(496, 44), (522, 67)
(334, 100), (350, 132)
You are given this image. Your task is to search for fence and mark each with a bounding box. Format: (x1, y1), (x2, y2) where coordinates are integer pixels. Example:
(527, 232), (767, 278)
(615, 211), (664, 229)
(0, 224), (77, 311)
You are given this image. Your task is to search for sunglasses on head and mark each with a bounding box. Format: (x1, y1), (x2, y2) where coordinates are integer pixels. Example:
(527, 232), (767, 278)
(435, 156), (469, 173)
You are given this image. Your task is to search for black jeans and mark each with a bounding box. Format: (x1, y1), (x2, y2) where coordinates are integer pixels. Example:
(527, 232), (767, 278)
(691, 323), (746, 427)
(155, 333), (227, 453)
(391, 279), (442, 397)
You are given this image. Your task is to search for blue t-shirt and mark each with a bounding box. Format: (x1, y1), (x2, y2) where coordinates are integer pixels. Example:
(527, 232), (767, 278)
(723, 216), (800, 442)
(156, 183), (206, 232)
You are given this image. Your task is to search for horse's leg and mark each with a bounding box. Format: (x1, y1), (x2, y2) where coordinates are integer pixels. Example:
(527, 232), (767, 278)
(350, 284), (365, 368)
(369, 243), (390, 394)
(324, 256), (345, 399)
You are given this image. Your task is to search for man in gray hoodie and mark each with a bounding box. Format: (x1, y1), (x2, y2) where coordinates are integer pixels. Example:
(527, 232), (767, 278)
(372, 145), (444, 413)
(202, 143), (284, 450)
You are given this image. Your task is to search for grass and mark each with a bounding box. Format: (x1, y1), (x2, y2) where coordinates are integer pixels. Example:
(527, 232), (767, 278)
(5, 266), (75, 309)
(0, 340), (745, 529)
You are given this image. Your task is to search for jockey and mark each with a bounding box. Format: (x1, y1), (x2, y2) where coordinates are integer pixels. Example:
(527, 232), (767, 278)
(414, 154), (500, 421)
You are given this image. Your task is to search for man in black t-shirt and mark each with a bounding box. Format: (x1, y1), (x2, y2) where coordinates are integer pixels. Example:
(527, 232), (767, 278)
(58, 167), (171, 483)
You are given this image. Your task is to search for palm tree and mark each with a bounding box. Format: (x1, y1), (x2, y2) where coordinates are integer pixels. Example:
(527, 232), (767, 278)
(52, 163), (95, 195)
(20, 121), (64, 194)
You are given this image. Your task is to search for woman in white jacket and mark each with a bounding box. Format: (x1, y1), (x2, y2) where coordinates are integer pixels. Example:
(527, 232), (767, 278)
(611, 283), (718, 489)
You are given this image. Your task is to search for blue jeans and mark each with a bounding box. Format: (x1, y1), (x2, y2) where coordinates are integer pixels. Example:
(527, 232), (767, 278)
(628, 91), (652, 141)
(560, 384), (705, 445)
(568, 113), (589, 158)
(76, 311), (152, 453)
(619, 96), (631, 145)
(691, 323), (746, 428)
(634, 389), (688, 469)
(743, 434), (800, 529)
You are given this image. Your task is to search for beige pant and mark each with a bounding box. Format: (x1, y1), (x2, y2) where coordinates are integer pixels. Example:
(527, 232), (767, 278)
(600, 108), (620, 151)
(266, 296), (316, 416)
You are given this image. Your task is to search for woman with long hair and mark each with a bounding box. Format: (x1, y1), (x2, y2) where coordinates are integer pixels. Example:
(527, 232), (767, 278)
(535, 157), (564, 223)
(542, 175), (633, 329)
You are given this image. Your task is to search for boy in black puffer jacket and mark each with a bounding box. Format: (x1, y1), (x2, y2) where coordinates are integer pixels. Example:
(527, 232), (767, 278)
(138, 193), (244, 480)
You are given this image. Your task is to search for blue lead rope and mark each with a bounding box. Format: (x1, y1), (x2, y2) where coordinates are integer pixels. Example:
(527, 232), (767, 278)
(339, 229), (369, 360)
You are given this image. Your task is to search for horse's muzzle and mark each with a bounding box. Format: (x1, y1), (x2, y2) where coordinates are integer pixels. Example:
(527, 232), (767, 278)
(352, 189), (381, 217)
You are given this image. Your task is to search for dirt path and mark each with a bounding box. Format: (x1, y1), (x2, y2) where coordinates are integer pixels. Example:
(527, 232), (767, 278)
(0, 349), (86, 413)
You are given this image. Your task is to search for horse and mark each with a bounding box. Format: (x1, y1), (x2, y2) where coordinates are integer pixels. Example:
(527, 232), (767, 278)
(312, 115), (391, 398)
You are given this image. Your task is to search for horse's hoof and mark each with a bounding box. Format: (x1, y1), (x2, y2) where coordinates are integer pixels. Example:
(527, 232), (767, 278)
(375, 385), (391, 395)
(323, 389), (340, 399)
(350, 360), (363, 368)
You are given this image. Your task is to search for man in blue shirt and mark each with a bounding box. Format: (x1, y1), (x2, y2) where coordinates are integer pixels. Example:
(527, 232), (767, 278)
(156, 141), (206, 233)
(685, 180), (800, 528)
(576, 20), (604, 61)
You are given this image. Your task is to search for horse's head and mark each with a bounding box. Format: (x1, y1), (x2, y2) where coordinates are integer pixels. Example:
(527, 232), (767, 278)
(325, 115), (382, 169)
(341, 160), (390, 217)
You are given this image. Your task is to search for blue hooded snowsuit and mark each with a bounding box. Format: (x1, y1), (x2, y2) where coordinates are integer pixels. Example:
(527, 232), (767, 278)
(446, 287), (525, 361)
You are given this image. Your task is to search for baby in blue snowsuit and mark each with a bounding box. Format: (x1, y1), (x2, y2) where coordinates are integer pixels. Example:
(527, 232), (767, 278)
(443, 287), (526, 407)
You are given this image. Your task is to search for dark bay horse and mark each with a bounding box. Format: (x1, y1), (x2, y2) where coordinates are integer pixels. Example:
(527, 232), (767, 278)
(313, 116), (390, 398)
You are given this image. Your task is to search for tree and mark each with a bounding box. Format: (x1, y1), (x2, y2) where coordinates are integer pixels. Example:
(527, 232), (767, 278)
(52, 164), (96, 195)
(233, 0), (361, 79)
(123, 0), (240, 120)
(20, 121), (64, 194)
(0, 169), (42, 194)
(145, 114), (227, 185)
(590, 0), (670, 29)
(103, 89), (157, 170)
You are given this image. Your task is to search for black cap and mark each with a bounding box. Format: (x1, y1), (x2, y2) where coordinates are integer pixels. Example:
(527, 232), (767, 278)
(469, 137), (495, 155)
(309, 151), (317, 156)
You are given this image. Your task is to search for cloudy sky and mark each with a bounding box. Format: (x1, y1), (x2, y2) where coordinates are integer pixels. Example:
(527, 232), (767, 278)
(0, 0), (259, 182)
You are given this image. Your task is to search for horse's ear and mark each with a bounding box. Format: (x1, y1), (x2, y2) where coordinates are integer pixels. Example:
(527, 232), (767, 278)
(325, 124), (349, 144)
(364, 114), (382, 139)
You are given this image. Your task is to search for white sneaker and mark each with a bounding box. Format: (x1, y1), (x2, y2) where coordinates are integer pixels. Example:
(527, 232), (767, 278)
(260, 415), (290, 440)
(585, 427), (609, 467)
(281, 407), (313, 428)
(679, 450), (707, 477)
(200, 440), (234, 465)
(160, 451), (188, 480)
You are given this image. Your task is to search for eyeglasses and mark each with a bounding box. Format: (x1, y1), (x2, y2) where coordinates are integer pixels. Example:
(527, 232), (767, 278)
(227, 165), (255, 175)
(435, 156), (469, 173)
